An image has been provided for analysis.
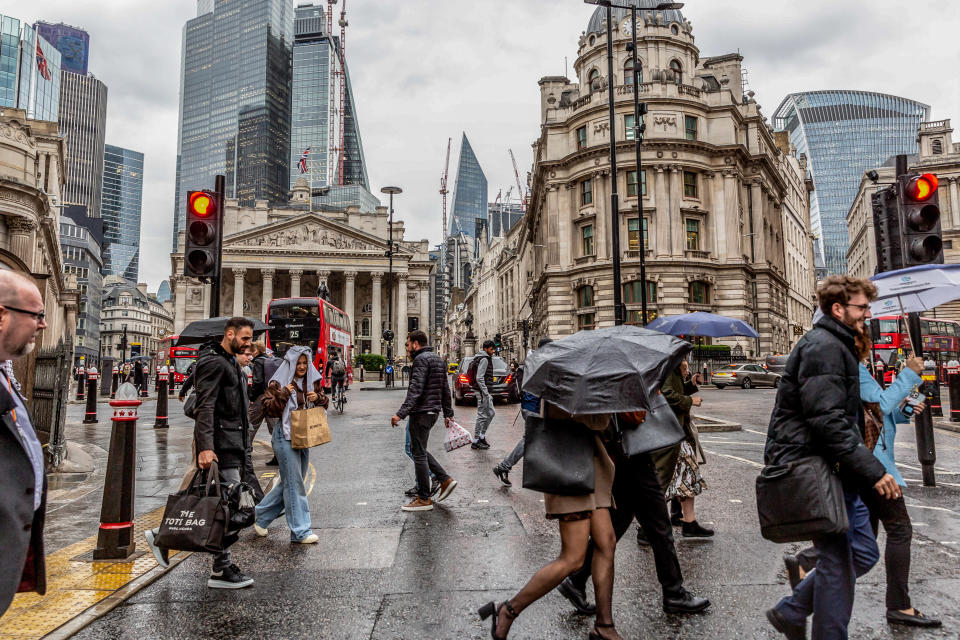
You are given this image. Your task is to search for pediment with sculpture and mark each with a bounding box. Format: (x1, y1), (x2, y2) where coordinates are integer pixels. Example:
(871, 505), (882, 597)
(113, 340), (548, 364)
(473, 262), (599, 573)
(223, 213), (411, 256)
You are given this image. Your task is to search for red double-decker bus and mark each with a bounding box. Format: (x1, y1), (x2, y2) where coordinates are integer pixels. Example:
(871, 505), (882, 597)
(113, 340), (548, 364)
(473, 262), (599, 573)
(159, 335), (198, 384)
(265, 297), (354, 390)
(872, 315), (960, 381)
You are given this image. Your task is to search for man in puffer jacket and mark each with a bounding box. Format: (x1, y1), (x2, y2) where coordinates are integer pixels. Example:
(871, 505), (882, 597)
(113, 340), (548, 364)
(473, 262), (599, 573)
(764, 276), (900, 640)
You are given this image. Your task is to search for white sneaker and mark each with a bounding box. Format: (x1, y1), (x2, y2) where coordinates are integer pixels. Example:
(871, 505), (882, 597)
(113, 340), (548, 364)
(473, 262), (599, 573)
(144, 528), (170, 568)
(254, 523), (268, 537)
(295, 533), (319, 544)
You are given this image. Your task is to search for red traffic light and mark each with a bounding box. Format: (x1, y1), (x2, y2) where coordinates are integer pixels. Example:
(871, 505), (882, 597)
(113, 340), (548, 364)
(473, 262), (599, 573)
(905, 173), (939, 201)
(188, 191), (214, 216)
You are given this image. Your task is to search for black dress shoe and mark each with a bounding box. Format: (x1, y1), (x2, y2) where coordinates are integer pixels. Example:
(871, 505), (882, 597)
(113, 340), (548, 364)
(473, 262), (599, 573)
(681, 520), (714, 538)
(636, 526), (651, 546)
(558, 577), (596, 615)
(783, 554), (802, 590)
(886, 609), (942, 628)
(663, 588), (710, 614)
(476, 437), (491, 450)
(766, 608), (806, 640)
(404, 485), (419, 497)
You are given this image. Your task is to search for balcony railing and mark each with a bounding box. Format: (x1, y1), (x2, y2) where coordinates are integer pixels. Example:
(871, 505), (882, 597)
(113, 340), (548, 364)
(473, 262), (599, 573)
(685, 250), (711, 260)
(921, 119), (950, 129)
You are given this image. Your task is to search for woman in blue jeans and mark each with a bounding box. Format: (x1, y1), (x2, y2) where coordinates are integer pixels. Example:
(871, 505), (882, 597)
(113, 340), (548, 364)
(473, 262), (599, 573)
(254, 346), (328, 543)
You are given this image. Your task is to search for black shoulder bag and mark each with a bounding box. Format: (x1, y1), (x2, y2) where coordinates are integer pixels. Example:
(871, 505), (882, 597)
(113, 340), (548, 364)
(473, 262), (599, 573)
(522, 414), (596, 496)
(755, 456), (848, 543)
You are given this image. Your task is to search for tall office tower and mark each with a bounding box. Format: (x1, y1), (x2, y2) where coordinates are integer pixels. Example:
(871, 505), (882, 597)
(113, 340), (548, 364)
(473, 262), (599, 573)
(773, 90), (930, 275)
(34, 21), (89, 75)
(58, 71), (108, 217)
(0, 15), (61, 121)
(172, 0), (293, 247)
(290, 3), (369, 193)
(487, 200), (524, 240)
(101, 144), (144, 281)
(448, 133), (488, 240)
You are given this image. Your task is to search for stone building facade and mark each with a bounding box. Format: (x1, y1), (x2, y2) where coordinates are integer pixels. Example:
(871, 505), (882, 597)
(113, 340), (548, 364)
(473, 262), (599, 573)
(0, 108), (78, 393)
(99, 278), (174, 363)
(847, 119), (960, 320)
(519, 4), (815, 357)
(170, 179), (434, 355)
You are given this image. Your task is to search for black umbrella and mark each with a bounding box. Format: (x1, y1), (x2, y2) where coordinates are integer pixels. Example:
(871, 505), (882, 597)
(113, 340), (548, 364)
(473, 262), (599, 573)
(522, 325), (692, 415)
(175, 316), (268, 346)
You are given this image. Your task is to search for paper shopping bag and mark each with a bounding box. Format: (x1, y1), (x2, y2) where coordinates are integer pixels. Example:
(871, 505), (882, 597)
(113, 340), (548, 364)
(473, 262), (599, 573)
(443, 420), (473, 452)
(290, 405), (331, 449)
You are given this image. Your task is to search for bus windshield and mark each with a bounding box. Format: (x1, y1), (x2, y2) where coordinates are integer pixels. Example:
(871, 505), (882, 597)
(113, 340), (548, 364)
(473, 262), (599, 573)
(173, 358), (193, 375)
(268, 300), (322, 358)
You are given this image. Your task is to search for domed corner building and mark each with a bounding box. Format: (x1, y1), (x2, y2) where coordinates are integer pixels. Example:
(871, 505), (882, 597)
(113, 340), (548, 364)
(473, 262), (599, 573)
(524, 0), (817, 357)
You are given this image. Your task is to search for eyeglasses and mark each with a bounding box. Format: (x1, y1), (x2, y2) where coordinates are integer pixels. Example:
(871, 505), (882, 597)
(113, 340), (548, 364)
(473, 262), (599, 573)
(843, 303), (872, 312)
(1, 304), (46, 322)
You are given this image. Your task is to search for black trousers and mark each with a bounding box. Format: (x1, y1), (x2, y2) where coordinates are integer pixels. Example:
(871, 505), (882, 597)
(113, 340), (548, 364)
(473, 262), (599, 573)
(408, 412), (450, 500)
(797, 492), (912, 611)
(569, 451), (684, 597)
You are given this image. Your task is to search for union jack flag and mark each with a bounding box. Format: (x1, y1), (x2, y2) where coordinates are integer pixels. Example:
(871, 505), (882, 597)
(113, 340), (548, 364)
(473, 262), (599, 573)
(36, 43), (51, 81)
(298, 147), (310, 174)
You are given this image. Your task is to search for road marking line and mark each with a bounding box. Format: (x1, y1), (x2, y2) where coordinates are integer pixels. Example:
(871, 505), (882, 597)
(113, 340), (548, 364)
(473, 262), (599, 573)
(902, 476), (960, 488)
(729, 499), (742, 504)
(356, 502), (367, 506)
(703, 449), (763, 468)
(899, 463), (960, 475)
(743, 428), (768, 437)
(906, 503), (958, 515)
(477, 499), (489, 503)
(913, 522), (928, 527)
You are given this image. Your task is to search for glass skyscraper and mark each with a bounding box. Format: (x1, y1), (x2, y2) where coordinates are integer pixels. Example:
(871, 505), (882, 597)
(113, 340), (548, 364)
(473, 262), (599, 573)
(773, 90), (930, 275)
(173, 0), (293, 247)
(0, 14), (61, 122)
(102, 144), (145, 282)
(448, 133), (488, 239)
(290, 4), (369, 194)
(34, 22), (89, 75)
(58, 71), (108, 217)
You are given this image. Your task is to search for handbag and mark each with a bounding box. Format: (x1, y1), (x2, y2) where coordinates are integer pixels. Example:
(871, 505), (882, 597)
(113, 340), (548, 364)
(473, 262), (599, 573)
(755, 456), (848, 543)
(522, 415), (595, 496)
(289, 379), (331, 449)
(443, 420), (472, 452)
(155, 461), (230, 553)
(183, 391), (198, 420)
(863, 402), (883, 451)
(618, 393), (686, 457)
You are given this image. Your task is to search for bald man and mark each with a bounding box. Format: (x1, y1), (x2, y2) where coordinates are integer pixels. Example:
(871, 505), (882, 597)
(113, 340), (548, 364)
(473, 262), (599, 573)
(0, 269), (48, 615)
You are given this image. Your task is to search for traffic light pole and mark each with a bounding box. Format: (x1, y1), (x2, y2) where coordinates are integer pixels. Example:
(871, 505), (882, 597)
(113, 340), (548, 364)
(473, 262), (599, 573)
(210, 174), (225, 318)
(906, 312), (937, 486)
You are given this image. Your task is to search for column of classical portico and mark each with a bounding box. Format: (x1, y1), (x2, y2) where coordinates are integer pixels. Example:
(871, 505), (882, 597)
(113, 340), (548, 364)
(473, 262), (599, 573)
(396, 273), (408, 340)
(289, 269), (303, 298)
(261, 268), (275, 318)
(370, 272), (383, 355)
(344, 271), (356, 325)
(7, 217), (37, 269)
(233, 268), (246, 317)
(751, 181), (766, 265)
(419, 281), (430, 334)
(723, 170), (740, 260)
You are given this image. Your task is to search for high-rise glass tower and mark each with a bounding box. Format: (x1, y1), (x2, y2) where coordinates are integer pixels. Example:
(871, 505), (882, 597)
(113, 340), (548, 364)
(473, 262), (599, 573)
(0, 15), (61, 122)
(448, 133), (488, 239)
(773, 90), (930, 275)
(172, 0), (293, 247)
(290, 4), (369, 194)
(102, 144), (144, 281)
(34, 22), (89, 75)
(58, 71), (107, 217)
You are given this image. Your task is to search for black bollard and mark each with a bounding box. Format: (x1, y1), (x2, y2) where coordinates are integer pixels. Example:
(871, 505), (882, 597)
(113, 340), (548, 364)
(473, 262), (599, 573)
(94, 383), (141, 559)
(83, 367), (99, 424)
(110, 366), (119, 399)
(141, 373), (149, 398)
(949, 373), (960, 423)
(169, 373), (176, 397)
(76, 366), (85, 401)
(925, 371), (943, 417)
(155, 367), (160, 392)
(154, 367), (169, 429)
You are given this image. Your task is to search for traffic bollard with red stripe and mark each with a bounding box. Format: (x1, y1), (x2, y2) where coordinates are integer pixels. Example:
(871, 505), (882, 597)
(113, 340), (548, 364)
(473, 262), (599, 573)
(82, 366), (99, 424)
(111, 365), (119, 399)
(155, 366), (169, 429)
(75, 365), (85, 401)
(94, 382), (141, 559)
(950, 373), (960, 423)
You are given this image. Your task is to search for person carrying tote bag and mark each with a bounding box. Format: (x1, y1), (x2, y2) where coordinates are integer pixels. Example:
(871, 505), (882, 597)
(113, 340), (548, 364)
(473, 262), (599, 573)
(253, 346), (328, 544)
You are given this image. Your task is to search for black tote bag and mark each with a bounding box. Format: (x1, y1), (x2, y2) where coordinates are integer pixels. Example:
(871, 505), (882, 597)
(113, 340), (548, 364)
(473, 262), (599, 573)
(756, 456), (849, 543)
(522, 415), (596, 496)
(618, 393), (686, 457)
(155, 461), (230, 553)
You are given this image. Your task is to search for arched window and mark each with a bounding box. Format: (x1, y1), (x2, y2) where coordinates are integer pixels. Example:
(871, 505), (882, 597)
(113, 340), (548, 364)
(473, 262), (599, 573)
(624, 58), (634, 86)
(588, 68), (601, 92)
(688, 281), (710, 304)
(933, 139), (943, 155)
(670, 59), (683, 85)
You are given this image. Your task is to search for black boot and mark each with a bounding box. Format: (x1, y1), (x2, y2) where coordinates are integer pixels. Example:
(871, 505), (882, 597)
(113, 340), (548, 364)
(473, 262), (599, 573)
(670, 498), (683, 526)
(636, 525), (650, 547)
(558, 577), (596, 615)
(663, 588), (711, 614)
(681, 520), (714, 538)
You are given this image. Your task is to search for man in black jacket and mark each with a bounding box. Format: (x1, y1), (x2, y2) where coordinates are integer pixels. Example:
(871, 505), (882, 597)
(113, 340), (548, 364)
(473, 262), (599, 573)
(146, 316), (255, 589)
(391, 330), (457, 512)
(0, 271), (48, 616)
(765, 276), (899, 640)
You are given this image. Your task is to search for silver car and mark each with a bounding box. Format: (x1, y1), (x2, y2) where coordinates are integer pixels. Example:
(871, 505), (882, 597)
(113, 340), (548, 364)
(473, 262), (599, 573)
(711, 363), (781, 390)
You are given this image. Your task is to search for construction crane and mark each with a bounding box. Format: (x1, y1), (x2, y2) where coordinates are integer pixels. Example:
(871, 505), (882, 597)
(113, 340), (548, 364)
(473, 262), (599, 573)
(439, 137), (452, 319)
(509, 148), (528, 212)
(336, 0), (348, 184)
(326, 1), (337, 185)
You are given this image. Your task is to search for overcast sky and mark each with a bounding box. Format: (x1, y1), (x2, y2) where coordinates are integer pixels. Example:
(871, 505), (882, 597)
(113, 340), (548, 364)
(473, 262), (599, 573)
(25, 0), (960, 290)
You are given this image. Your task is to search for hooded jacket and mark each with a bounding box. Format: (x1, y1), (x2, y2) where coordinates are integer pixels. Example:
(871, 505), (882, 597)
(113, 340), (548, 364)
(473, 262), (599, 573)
(261, 346), (329, 438)
(193, 341), (250, 468)
(764, 315), (887, 490)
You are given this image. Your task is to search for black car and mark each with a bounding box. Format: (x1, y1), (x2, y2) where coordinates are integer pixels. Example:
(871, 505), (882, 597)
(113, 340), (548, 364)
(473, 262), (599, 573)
(453, 355), (518, 405)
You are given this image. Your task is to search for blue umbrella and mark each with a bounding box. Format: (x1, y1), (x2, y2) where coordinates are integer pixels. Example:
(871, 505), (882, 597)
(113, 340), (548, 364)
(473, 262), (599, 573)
(869, 264), (960, 316)
(646, 312), (759, 338)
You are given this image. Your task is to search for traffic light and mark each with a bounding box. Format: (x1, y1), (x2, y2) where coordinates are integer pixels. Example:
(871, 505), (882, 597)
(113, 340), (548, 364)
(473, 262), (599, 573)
(897, 172), (943, 266)
(184, 190), (222, 278)
(494, 333), (502, 350)
(871, 186), (901, 273)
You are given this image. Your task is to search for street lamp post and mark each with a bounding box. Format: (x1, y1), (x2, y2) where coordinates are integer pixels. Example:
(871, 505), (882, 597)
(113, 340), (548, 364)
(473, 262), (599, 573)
(585, 0), (684, 326)
(381, 186), (402, 387)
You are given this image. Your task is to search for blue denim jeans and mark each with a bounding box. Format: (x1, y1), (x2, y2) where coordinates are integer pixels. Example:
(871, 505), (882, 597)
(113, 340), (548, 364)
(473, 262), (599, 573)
(775, 490), (880, 639)
(255, 425), (312, 541)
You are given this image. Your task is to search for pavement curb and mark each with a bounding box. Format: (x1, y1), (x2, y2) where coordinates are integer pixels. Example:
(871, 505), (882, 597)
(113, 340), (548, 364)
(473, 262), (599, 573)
(934, 420), (960, 434)
(693, 413), (742, 432)
(42, 552), (191, 640)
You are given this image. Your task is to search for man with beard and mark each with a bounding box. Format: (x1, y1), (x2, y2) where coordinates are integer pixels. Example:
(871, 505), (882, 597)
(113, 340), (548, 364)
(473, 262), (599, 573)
(0, 270), (48, 615)
(145, 316), (255, 588)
